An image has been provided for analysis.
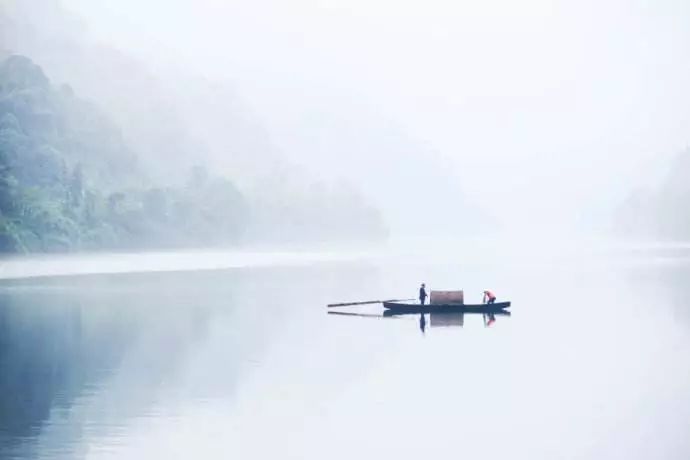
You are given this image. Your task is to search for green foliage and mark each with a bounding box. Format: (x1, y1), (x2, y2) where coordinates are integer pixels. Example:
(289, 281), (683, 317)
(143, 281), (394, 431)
(0, 55), (248, 252)
(0, 53), (387, 252)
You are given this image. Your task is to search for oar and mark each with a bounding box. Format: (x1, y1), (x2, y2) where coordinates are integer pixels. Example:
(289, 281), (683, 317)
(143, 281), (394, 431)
(327, 298), (415, 308)
(327, 311), (405, 320)
(327, 311), (383, 318)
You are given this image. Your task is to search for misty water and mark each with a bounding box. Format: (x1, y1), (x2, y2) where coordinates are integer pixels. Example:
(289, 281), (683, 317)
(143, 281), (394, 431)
(1, 245), (690, 460)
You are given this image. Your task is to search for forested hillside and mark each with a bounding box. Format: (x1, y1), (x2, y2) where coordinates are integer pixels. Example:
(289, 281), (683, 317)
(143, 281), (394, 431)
(0, 55), (386, 252)
(0, 55), (247, 251)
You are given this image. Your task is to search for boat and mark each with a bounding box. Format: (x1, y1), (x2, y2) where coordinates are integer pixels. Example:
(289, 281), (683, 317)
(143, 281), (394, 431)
(382, 308), (512, 318)
(382, 300), (511, 314)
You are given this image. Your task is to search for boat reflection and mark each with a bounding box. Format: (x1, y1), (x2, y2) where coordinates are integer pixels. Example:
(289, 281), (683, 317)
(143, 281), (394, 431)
(328, 309), (511, 329)
(429, 312), (464, 328)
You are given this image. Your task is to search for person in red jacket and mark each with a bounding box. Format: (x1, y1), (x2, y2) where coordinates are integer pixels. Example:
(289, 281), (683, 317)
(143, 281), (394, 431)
(483, 290), (496, 304)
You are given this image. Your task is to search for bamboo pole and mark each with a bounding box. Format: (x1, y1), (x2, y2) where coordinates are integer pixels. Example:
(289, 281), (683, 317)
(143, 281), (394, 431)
(327, 298), (415, 308)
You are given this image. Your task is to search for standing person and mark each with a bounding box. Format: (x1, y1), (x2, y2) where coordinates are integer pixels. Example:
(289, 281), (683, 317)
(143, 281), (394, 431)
(419, 283), (429, 305)
(483, 290), (496, 304)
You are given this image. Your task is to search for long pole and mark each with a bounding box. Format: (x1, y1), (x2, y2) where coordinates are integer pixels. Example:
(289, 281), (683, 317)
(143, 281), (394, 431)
(327, 298), (415, 308)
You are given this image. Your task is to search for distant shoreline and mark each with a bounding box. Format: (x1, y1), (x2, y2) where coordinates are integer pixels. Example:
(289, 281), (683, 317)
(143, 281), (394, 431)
(0, 249), (375, 281)
(1, 238), (689, 281)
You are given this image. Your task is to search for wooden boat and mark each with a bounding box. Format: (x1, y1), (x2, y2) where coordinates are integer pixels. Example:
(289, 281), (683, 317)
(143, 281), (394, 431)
(382, 309), (511, 318)
(382, 300), (511, 314)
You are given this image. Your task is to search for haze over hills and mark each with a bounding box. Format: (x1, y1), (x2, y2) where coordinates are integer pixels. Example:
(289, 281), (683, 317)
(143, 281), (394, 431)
(0, 0), (408, 251)
(4, 0), (690, 249)
(0, 51), (393, 251)
(617, 147), (690, 241)
(0, 0), (489, 248)
(0, 53), (251, 251)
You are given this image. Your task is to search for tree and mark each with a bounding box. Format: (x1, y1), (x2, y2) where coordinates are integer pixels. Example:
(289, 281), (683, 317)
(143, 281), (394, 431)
(68, 164), (83, 207)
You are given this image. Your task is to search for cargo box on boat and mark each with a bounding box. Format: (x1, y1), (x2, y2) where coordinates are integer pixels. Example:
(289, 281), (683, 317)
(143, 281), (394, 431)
(429, 290), (464, 305)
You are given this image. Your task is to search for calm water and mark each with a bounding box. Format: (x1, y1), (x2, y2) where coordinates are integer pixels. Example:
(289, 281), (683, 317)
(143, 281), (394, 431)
(1, 247), (690, 460)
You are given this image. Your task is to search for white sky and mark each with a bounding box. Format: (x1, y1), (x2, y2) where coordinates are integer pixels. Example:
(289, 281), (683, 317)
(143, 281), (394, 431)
(58, 0), (690, 231)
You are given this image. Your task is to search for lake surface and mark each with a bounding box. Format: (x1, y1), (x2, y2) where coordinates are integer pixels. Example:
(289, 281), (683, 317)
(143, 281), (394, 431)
(1, 245), (690, 460)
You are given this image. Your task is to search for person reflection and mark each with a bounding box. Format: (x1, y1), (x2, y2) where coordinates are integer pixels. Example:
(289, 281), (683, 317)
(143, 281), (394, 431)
(419, 313), (426, 334)
(483, 312), (496, 327)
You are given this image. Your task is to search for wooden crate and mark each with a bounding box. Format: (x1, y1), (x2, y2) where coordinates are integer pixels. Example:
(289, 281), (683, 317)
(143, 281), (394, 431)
(429, 290), (464, 305)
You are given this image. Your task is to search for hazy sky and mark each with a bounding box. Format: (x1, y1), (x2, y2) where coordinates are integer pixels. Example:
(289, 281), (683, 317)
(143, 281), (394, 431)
(56, 0), (690, 231)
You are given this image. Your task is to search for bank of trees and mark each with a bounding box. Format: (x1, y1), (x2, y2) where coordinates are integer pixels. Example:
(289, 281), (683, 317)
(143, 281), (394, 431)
(0, 55), (244, 251)
(0, 55), (386, 252)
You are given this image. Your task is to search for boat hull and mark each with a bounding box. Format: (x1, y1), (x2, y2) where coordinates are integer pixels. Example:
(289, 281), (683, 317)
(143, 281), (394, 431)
(382, 301), (511, 314)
